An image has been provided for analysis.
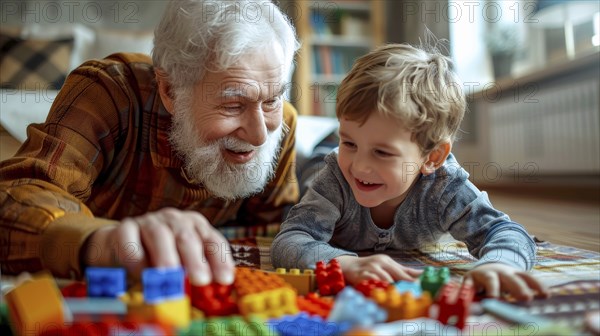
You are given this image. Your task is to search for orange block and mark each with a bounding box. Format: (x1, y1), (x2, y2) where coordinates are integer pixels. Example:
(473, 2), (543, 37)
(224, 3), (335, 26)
(5, 274), (68, 335)
(297, 292), (334, 318)
(234, 267), (289, 296)
(371, 286), (432, 322)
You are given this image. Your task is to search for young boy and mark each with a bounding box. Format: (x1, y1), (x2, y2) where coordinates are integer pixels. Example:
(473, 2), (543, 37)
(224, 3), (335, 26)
(272, 44), (548, 301)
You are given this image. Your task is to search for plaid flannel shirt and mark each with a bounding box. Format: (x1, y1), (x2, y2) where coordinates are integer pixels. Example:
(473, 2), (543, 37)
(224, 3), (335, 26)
(0, 53), (299, 278)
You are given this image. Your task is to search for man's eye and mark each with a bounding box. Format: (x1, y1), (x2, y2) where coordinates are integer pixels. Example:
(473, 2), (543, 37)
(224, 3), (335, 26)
(222, 104), (242, 112)
(263, 98), (281, 111)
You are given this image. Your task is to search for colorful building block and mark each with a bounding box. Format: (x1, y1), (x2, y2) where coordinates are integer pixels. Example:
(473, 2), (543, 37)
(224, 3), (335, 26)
(394, 280), (423, 297)
(142, 267), (185, 303)
(354, 279), (389, 298)
(238, 287), (299, 319)
(371, 286), (432, 321)
(419, 266), (450, 298)
(0, 302), (11, 335)
(122, 289), (190, 329)
(296, 292), (334, 319)
(64, 297), (127, 320)
(435, 281), (475, 330)
(270, 312), (351, 336)
(272, 268), (317, 295)
(60, 281), (87, 298)
(182, 316), (272, 336)
(86, 267), (126, 298)
(4, 273), (69, 335)
(327, 287), (387, 327)
(315, 260), (345, 296)
(234, 267), (289, 297)
(39, 321), (172, 336)
(190, 282), (238, 316)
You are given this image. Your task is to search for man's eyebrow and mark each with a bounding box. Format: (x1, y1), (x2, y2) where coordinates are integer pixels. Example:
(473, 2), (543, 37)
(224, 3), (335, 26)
(220, 83), (288, 99)
(220, 87), (249, 98)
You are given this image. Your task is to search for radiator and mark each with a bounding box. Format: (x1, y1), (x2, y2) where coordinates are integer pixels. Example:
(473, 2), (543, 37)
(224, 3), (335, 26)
(489, 78), (600, 174)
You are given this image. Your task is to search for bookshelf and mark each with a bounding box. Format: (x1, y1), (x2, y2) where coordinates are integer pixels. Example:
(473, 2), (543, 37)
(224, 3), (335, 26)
(292, 0), (385, 117)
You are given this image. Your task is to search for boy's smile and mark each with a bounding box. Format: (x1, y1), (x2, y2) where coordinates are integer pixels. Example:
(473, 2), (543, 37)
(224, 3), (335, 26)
(337, 112), (428, 210)
(355, 178), (383, 191)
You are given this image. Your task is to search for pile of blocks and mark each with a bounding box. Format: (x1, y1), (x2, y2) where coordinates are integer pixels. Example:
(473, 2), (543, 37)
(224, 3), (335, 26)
(1, 261), (475, 335)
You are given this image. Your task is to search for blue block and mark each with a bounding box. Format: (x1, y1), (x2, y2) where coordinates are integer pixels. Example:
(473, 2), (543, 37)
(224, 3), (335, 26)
(271, 313), (350, 336)
(142, 267), (185, 303)
(327, 287), (387, 327)
(86, 267), (126, 298)
(394, 280), (423, 297)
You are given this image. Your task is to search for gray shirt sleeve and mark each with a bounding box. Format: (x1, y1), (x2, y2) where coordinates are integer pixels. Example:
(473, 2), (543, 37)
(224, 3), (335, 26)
(434, 163), (537, 270)
(271, 156), (358, 269)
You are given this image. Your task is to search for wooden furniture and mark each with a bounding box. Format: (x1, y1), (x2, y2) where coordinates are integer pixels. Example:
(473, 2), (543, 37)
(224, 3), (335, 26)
(291, 0), (385, 116)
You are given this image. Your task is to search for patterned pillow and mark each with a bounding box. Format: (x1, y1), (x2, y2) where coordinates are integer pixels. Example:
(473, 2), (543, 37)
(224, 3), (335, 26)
(0, 34), (73, 90)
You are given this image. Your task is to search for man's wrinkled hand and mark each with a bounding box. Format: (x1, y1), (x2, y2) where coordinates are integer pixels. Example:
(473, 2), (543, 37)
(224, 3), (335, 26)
(82, 208), (235, 286)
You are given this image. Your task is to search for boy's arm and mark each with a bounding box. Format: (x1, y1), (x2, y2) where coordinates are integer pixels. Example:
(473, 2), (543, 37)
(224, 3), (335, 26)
(439, 179), (536, 270)
(271, 157), (356, 269)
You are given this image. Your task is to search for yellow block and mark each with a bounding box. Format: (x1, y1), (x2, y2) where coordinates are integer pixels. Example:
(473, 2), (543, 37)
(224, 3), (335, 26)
(5, 274), (67, 335)
(126, 293), (190, 329)
(238, 287), (298, 319)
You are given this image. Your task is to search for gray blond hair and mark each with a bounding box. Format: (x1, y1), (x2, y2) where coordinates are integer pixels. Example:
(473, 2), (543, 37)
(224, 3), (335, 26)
(152, 0), (299, 91)
(336, 43), (466, 155)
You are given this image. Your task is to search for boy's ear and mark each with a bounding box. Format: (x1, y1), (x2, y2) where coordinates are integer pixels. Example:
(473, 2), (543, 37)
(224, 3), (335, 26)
(421, 142), (451, 175)
(155, 68), (174, 115)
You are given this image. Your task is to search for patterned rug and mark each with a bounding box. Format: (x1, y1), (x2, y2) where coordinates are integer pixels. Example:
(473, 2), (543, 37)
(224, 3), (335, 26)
(229, 236), (600, 288)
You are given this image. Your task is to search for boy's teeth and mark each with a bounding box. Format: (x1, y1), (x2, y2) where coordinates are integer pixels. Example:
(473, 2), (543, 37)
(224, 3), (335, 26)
(359, 179), (374, 185)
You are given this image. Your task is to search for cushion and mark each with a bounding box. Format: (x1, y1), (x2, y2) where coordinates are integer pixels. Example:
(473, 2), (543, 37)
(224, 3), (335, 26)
(84, 28), (153, 61)
(0, 34), (73, 90)
(20, 23), (95, 71)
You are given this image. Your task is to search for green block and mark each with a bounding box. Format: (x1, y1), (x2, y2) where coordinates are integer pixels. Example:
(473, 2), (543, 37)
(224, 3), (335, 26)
(180, 316), (275, 336)
(419, 266), (450, 298)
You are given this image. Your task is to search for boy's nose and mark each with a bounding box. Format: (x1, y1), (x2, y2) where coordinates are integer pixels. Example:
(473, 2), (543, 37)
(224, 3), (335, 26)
(352, 154), (372, 174)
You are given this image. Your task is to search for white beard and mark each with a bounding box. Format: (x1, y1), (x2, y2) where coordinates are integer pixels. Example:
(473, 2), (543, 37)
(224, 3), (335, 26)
(169, 89), (284, 201)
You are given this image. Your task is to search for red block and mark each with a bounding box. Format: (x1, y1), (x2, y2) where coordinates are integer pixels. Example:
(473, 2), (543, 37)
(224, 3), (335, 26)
(436, 282), (475, 330)
(60, 282), (88, 297)
(355, 279), (389, 298)
(190, 283), (238, 316)
(315, 260), (345, 296)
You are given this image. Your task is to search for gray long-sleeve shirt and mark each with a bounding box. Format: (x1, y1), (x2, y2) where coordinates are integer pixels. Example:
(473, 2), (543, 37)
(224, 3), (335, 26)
(272, 151), (536, 271)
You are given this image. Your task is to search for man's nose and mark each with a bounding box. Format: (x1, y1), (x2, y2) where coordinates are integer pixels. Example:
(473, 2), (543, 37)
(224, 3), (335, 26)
(239, 106), (267, 147)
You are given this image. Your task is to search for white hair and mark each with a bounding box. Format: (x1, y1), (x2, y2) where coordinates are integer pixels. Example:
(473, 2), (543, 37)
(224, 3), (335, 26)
(152, 0), (299, 91)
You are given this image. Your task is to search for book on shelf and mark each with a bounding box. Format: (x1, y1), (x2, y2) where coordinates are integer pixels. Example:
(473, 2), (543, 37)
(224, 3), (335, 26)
(312, 46), (369, 80)
(309, 84), (338, 118)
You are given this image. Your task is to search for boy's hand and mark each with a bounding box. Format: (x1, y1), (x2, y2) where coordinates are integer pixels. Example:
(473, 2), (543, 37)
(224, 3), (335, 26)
(336, 254), (422, 286)
(82, 208), (235, 286)
(464, 263), (550, 301)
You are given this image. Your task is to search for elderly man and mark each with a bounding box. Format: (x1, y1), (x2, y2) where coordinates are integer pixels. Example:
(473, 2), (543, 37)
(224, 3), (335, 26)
(0, 0), (300, 286)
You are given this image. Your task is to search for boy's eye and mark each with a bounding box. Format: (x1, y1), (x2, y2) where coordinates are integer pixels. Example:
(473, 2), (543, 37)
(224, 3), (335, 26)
(341, 141), (356, 148)
(375, 149), (392, 157)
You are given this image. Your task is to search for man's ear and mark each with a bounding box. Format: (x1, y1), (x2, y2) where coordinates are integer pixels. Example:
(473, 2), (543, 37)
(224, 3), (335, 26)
(155, 68), (174, 115)
(421, 142), (451, 175)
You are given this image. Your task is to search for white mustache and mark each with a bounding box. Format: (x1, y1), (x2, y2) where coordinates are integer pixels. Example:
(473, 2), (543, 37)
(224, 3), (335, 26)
(221, 136), (260, 153)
